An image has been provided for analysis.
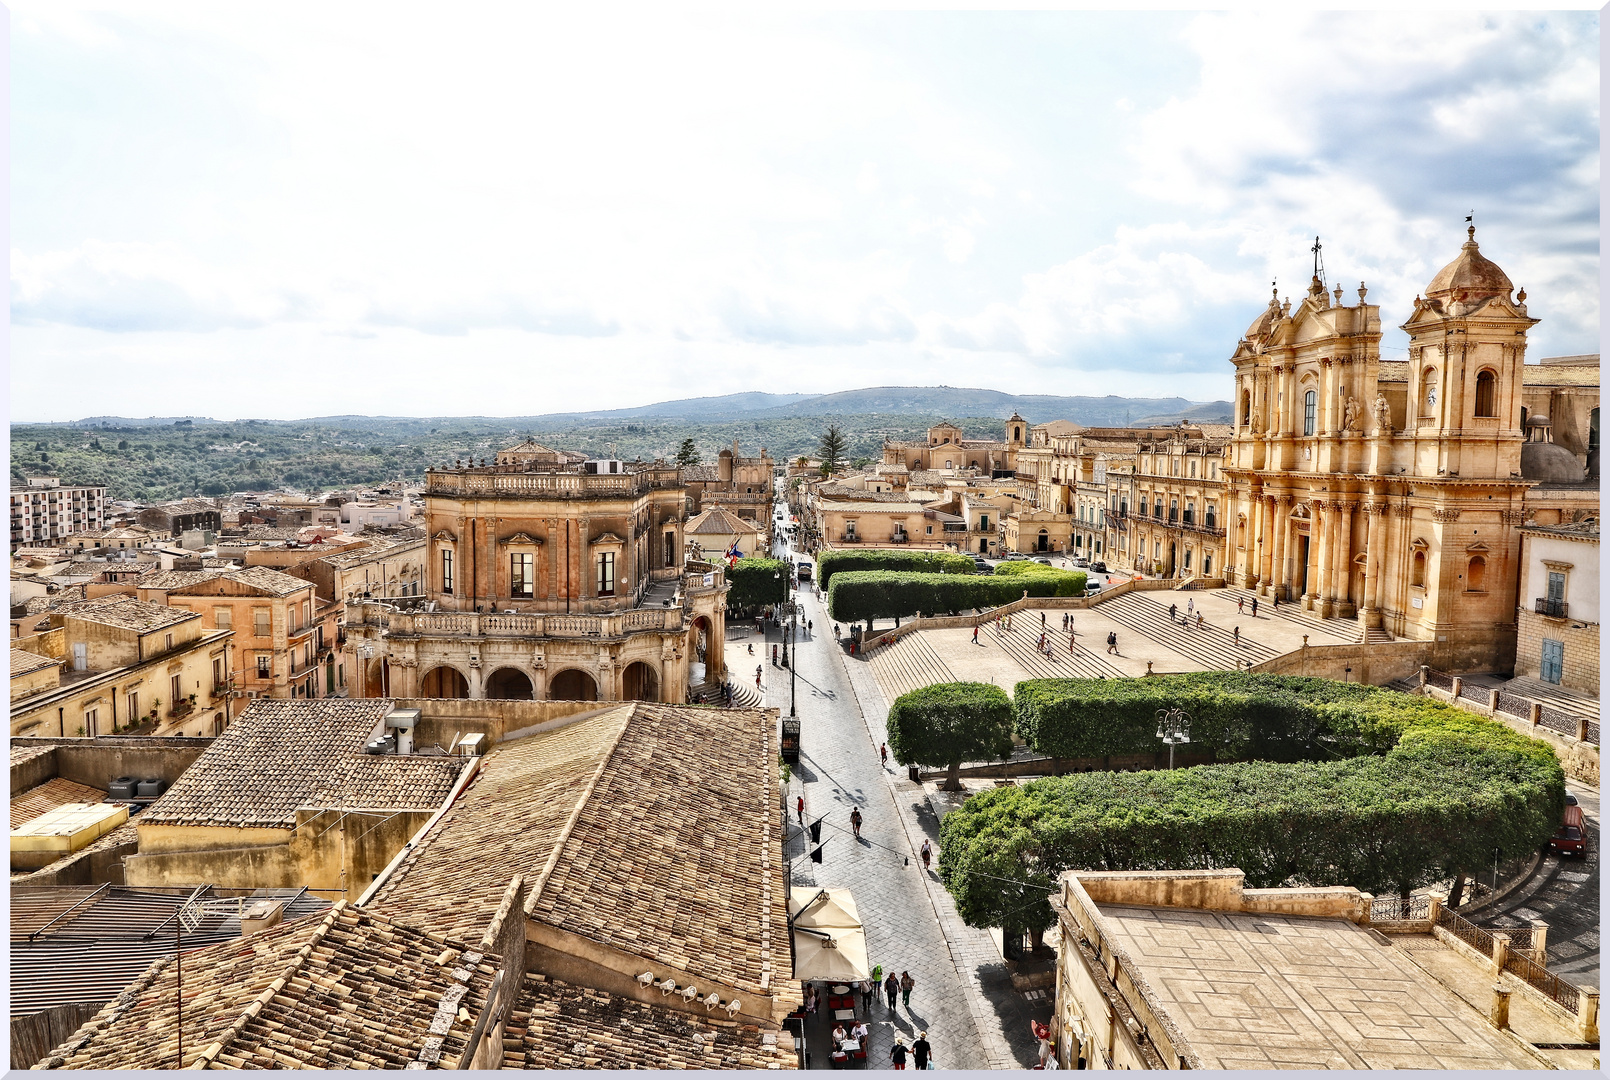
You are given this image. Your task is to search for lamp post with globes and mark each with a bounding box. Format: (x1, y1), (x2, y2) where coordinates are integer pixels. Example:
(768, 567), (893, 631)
(1156, 707), (1191, 770)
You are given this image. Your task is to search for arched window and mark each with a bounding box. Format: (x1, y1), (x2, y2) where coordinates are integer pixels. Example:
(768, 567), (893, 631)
(1303, 390), (1317, 436)
(1421, 367), (1438, 414)
(1411, 550), (1427, 588)
(1467, 555), (1487, 592)
(1242, 389), (1252, 426)
(1474, 369), (1497, 417)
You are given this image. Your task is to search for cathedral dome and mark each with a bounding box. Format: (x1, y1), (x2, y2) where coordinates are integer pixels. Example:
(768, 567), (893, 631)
(1520, 415), (1585, 483)
(1424, 226), (1514, 302)
(1244, 288), (1281, 340)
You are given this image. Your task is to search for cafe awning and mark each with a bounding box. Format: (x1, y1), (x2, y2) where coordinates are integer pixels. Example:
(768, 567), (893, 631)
(789, 887), (870, 983)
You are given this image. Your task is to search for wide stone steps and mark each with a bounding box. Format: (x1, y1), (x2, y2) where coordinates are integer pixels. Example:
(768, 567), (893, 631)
(1214, 587), (1341, 638)
(1097, 592), (1279, 671)
(690, 680), (765, 708)
(984, 613), (1126, 681)
(867, 631), (959, 702)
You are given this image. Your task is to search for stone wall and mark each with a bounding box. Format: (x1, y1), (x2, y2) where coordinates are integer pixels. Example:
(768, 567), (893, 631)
(1514, 610), (1599, 697)
(396, 698), (619, 750)
(1251, 639), (1435, 685)
(9, 736), (212, 796)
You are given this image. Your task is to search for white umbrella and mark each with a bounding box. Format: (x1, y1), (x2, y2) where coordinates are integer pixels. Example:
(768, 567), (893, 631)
(789, 888), (870, 983)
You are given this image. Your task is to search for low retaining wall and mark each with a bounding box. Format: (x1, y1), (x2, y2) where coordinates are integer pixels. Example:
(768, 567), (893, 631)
(859, 578), (1185, 654)
(1251, 640), (1435, 685)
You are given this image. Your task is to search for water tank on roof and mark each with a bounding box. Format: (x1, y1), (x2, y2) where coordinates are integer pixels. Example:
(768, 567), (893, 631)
(136, 778), (164, 798)
(108, 776), (137, 799)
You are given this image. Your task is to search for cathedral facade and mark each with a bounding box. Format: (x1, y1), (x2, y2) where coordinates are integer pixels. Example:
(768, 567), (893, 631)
(1223, 228), (1598, 671)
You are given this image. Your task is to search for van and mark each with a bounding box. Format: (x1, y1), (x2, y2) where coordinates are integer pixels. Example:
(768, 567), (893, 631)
(797, 559), (813, 581)
(1547, 804), (1587, 857)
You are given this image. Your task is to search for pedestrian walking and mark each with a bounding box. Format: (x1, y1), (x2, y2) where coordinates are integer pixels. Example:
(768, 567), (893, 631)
(1237, 596), (1245, 614)
(1233, 625), (1240, 646)
(859, 979), (874, 1012)
(1106, 631), (1118, 655)
(890, 1037), (909, 1070)
(884, 972), (900, 1009)
(912, 1032), (933, 1071)
(900, 970), (915, 1009)
(1187, 598), (1194, 619)
(1251, 597), (1258, 618)
(880, 743), (888, 768)
(972, 624), (979, 644)
(796, 794), (805, 825)
(1273, 594), (1281, 612)
(1169, 602), (1178, 622)
(1062, 612), (1069, 630)
(1041, 610), (1046, 626)
(1196, 612), (1204, 631)
(850, 806), (863, 839)
(920, 838), (932, 869)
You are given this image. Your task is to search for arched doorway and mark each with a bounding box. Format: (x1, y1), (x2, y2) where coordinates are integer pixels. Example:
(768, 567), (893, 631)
(420, 665), (469, 698)
(485, 667), (534, 700)
(364, 657), (388, 698)
(1037, 529), (1049, 552)
(622, 661), (660, 702)
(549, 668), (598, 701)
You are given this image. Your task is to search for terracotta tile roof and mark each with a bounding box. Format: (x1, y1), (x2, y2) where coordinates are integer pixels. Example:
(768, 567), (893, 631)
(132, 569), (224, 592)
(217, 565), (313, 596)
(11, 648), (63, 678)
(682, 465), (722, 482)
(55, 594), (201, 633)
(503, 974), (797, 1070)
(35, 902), (498, 1071)
(10, 777), (104, 830)
(530, 703), (785, 998)
(368, 707), (633, 943)
(10, 742), (58, 769)
(374, 703), (788, 1000)
(139, 699), (465, 830)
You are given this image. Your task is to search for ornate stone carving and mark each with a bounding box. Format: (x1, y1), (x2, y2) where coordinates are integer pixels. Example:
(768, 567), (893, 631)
(1374, 394), (1391, 432)
(1500, 509), (1527, 524)
(1276, 494), (1294, 507)
(1392, 504), (1415, 518)
(1431, 508), (1463, 523)
(1335, 501), (1358, 514)
(1362, 502), (1389, 516)
(1343, 396), (1361, 431)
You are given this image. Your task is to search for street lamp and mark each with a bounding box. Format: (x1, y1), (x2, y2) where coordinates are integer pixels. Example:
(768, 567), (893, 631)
(1156, 707), (1191, 770)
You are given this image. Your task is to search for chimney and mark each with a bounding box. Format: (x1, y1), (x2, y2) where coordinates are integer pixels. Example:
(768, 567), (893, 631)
(241, 900), (286, 936)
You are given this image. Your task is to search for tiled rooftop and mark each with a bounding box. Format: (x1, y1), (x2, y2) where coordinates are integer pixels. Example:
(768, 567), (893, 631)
(55, 594), (200, 634)
(218, 565), (313, 596)
(35, 902), (498, 1070)
(131, 568), (225, 592)
(374, 703), (787, 999)
(503, 974), (797, 1070)
(139, 699), (464, 830)
(10, 777), (103, 830)
(10, 648), (63, 677)
(10, 743), (58, 769)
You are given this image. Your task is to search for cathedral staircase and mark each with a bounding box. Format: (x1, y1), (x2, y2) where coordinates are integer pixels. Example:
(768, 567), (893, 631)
(1358, 625), (1394, 645)
(689, 680), (765, 708)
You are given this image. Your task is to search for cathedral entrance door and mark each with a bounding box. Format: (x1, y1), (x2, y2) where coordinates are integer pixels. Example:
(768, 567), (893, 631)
(1295, 535), (1310, 599)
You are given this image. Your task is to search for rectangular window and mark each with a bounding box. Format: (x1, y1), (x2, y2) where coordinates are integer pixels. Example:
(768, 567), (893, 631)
(510, 552), (534, 598)
(171, 674), (183, 706)
(127, 692), (138, 721)
(1304, 390), (1317, 436)
(164, 633), (174, 652)
(257, 655), (271, 677)
(597, 551), (616, 596)
(665, 531), (676, 567)
(254, 609), (271, 637)
(979, 515), (989, 531)
(1547, 571), (1565, 603)
(84, 707), (99, 736)
(442, 549), (454, 594)
(213, 606), (232, 629)
(213, 658), (224, 691)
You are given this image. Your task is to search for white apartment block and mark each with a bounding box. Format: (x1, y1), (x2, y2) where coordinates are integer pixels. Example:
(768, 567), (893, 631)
(10, 478), (107, 548)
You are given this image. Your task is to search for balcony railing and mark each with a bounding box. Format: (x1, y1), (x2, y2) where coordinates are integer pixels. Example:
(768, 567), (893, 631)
(1534, 598), (1568, 618)
(376, 605), (685, 640)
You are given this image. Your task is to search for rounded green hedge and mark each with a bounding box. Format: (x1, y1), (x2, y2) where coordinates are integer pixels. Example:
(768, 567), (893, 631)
(887, 682), (1015, 785)
(938, 673), (1564, 935)
(816, 549), (975, 590)
(826, 568), (1084, 625)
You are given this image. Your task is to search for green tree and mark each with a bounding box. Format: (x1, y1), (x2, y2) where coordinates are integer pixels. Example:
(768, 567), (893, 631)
(676, 438), (701, 467)
(888, 682), (1015, 791)
(726, 557), (788, 611)
(851, 456), (872, 470)
(818, 424), (847, 476)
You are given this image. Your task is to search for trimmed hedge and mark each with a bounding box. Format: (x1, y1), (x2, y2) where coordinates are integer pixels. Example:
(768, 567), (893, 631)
(992, 562), (1087, 596)
(816, 549), (975, 590)
(887, 682), (1016, 787)
(826, 569), (1083, 625)
(938, 673), (1564, 935)
(725, 557), (789, 611)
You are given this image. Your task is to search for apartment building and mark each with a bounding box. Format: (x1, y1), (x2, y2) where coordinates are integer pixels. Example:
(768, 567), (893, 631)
(10, 478), (107, 548)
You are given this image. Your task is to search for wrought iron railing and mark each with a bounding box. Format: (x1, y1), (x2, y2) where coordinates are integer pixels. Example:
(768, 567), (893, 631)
(1423, 669), (1455, 692)
(1436, 905), (1494, 955)
(1533, 597), (1569, 618)
(1504, 947), (1580, 1014)
(1493, 691), (1531, 720)
(1587, 720), (1601, 745)
(1537, 706), (1580, 738)
(1370, 895), (1431, 923)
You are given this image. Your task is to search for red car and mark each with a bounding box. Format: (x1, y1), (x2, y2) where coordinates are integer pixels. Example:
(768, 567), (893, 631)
(1547, 805), (1588, 857)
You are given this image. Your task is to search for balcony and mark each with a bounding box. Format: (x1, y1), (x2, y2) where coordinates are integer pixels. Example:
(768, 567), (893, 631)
(1534, 598), (1569, 619)
(166, 699), (195, 720)
(889, 534), (909, 544)
(839, 534), (862, 543)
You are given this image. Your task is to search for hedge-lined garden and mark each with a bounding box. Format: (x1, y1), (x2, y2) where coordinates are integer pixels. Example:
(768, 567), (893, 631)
(725, 557), (789, 612)
(938, 672), (1564, 938)
(816, 549), (975, 589)
(826, 566), (1086, 627)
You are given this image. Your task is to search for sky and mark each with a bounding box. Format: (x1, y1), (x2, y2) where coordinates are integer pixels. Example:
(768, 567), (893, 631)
(9, 3), (1601, 422)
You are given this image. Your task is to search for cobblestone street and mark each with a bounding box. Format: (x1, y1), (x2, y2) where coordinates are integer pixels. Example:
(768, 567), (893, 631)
(1486, 778), (1600, 990)
(758, 529), (1050, 1070)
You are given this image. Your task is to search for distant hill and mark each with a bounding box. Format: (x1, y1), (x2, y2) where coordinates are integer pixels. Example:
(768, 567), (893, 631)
(45, 387), (1230, 429)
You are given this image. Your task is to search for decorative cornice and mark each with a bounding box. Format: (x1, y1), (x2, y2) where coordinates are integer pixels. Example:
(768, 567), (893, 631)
(1362, 502), (1389, 516)
(1541, 559), (1575, 572)
(1431, 508), (1463, 523)
(1500, 509), (1527, 525)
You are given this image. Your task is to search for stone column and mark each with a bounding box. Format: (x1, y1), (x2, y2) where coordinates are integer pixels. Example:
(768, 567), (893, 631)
(1247, 492), (1264, 590)
(1334, 501), (1357, 615)
(1315, 501), (1334, 616)
(1579, 989), (1599, 1044)
(1259, 496), (1277, 589)
(1270, 496), (1291, 600)
(1362, 501), (1386, 625)
(1305, 500), (1324, 608)
(1320, 358), (1336, 434)
(467, 656), (484, 700)
(1490, 982), (1512, 1030)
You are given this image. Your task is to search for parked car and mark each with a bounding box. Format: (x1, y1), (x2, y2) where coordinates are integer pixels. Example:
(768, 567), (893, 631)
(1033, 557), (1053, 566)
(1085, 582), (1103, 596)
(1547, 804), (1588, 857)
(1004, 552), (1028, 561)
(1072, 557), (1090, 568)
(1090, 561), (1108, 573)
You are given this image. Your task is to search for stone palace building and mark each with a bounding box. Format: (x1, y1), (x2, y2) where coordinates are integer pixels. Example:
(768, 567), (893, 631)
(341, 441), (729, 704)
(1224, 227), (1598, 670)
